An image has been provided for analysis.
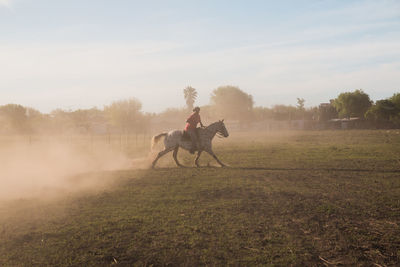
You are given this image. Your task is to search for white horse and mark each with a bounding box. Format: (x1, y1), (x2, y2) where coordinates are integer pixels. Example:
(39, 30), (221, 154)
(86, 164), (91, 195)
(151, 120), (229, 168)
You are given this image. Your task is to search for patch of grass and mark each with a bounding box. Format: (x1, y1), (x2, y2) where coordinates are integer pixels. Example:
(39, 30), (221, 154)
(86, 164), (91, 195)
(1, 130), (400, 266)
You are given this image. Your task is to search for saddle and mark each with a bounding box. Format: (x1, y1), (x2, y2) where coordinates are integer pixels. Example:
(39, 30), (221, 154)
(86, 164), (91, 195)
(181, 130), (191, 141)
(181, 128), (200, 142)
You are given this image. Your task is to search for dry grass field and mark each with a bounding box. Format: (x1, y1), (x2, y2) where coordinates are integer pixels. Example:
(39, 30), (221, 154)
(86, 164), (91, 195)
(0, 130), (399, 266)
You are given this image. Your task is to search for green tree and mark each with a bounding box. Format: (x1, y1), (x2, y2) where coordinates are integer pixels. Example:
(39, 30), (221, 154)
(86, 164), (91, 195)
(365, 99), (398, 127)
(210, 85), (253, 121)
(272, 105), (298, 121)
(389, 93), (400, 125)
(390, 93), (400, 108)
(183, 86), (198, 111)
(332, 89), (372, 118)
(296, 98), (305, 119)
(104, 98), (143, 133)
(0, 104), (29, 134)
(50, 109), (75, 134)
(25, 107), (46, 134)
(296, 98), (305, 111)
(67, 108), (105, 133)
(365, 93), (400, 128)
(253, 107), (273, 121)
(305, 106), (319, 121)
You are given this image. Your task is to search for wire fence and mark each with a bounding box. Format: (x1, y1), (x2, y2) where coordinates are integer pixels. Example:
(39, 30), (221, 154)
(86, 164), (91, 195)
(0, 133), (154, 157)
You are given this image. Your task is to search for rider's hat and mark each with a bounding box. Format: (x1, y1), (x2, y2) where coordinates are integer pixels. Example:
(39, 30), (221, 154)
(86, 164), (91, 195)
(193, 106), (200, 112)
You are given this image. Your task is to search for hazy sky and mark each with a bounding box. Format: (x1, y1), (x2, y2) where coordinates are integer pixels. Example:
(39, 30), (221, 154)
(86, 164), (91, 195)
(1, 0), (399, 113)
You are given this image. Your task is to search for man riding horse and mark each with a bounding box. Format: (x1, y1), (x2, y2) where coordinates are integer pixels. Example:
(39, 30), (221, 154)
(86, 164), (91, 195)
(185, 106), (204, 154)
(151, 117), (229, 168)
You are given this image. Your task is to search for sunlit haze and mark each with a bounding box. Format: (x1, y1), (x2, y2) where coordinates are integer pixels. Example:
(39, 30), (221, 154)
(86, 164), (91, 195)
(1, 0), (399, 113)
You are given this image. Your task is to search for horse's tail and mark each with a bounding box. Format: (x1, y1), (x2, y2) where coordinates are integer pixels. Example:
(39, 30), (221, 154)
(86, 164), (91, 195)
(151, 133), (168, 150)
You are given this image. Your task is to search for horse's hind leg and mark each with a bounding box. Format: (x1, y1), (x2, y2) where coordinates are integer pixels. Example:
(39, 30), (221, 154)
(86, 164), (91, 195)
(195, 151), (202, 167)
(152, 147), (174, 168)
(173, 146), (183, 167)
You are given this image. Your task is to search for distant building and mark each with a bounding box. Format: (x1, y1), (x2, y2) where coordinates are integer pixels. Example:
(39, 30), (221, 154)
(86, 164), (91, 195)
(328, 117), (361, 129)
(318, 102), (338, 122)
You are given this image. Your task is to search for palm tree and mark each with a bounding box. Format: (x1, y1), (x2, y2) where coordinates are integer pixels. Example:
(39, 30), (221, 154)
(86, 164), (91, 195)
(183, 86), (198, 111)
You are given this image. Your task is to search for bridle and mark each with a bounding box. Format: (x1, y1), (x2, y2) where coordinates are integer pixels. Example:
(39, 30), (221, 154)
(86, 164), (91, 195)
(203, 122), (227, 138)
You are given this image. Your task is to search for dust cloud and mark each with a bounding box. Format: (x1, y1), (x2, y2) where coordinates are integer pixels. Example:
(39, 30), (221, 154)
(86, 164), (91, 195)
(0, 138), (150, 201)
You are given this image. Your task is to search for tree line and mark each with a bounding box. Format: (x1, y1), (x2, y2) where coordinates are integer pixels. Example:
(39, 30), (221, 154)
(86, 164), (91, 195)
(0, 98), (150, 135)
(1, 86), (399, 135)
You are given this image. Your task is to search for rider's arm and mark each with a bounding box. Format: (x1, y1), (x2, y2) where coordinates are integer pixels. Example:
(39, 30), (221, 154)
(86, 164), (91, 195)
(186, 113), (194, 123)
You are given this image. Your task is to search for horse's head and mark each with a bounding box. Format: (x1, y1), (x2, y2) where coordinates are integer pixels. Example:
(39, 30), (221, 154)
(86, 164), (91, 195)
(217, 119), (229, 138)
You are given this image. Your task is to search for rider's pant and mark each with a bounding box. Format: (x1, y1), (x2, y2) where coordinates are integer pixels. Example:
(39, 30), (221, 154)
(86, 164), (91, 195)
(188, 129), (201, 150)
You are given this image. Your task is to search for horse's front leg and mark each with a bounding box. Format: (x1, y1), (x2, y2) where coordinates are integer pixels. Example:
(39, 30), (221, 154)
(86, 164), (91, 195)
(206, 149), (225, 167)
(195, 150), (202, 167)
(173, 146), (184, 167)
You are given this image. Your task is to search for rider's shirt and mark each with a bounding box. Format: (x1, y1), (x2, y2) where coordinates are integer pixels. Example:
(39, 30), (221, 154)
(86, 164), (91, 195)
(185, 112), (201, 131)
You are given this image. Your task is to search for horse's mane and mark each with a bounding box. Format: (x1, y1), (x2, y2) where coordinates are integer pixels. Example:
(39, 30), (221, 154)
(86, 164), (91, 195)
(206, 121), (221, 129)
